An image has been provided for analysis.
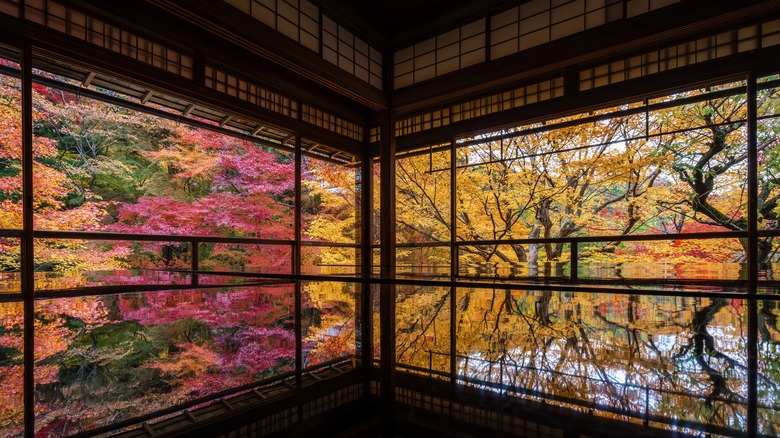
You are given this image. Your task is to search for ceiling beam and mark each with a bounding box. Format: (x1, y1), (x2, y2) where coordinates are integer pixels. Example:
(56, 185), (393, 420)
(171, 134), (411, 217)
(82, 71), (95, 87)
(390, 44), (780, 154)
(391, 0), (780, 115)
(60, 0), (378, 120)
(389, 0), (520, 49)
(145, 0), (387, 112)
(182, 104), (195, 117)
(140, 90), (153, 104)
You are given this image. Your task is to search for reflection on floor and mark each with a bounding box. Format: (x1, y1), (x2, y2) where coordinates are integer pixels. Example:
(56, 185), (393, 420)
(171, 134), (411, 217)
(4, 274), (778, 437)
(392, 285), (776, 437)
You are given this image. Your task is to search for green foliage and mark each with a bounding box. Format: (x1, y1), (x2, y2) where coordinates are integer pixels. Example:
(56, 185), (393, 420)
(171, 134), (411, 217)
(150, 318), (213, 347)
(0, 345), (22, 366)
(39, 317), (216, 402)
(0, 249), (19, 272)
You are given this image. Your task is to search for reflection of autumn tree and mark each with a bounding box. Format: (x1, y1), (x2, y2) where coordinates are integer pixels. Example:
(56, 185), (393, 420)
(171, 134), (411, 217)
(301, 282), (358, 367)
(759, 300), (780, 342)
(395, 285), (451, 374)
(458, 289), (631, 403)
(758, 300), (780, 435)
(33, 286), (296, 434)
(0, 302), (23, 437)
(20, 280), (358, 436)
(449, 289), (748, 430)
(668, 298), (747, 429)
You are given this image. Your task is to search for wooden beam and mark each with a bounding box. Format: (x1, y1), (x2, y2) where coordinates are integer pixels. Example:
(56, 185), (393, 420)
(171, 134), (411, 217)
(182, 103), (195, 117)
(140, 90), (153, 104)
(0, 6), (368, 154)
(379, 108), (396, 432)
(82, 71), (95, 87)
(392, 0), (780, 114)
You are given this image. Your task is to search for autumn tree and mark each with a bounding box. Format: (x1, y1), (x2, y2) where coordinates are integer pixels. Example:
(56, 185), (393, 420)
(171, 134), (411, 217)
(657, 83), (780, 263)
(301, 156), (359, 272)
(395, 109), (676, 273)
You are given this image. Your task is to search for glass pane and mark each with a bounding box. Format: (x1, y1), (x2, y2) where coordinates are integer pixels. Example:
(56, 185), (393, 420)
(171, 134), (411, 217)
(396, 245), (450, 277)
(302, 281), (358, 368)
(396, 146), (450, 245)
(198, 243), (292, 274)
(758, 74), (780, 279)
(33, 239), (193, 290)
(648, 85), (748, 241)
(32, 78), (294, 239)
(454, 82), (749, 283)
(301, 245), (357, 275)
(301, 151), (358, 245)
(0, 238), (20, 294)
(759, 299), (780, 436)
(34, 285), (295, 434)
(0, 55), (22, 231)
(458, 244), (570, 279)
(577, 238), (745, 281)
(395, 285), (450, 379)
(456, 288), (747, 434)
(0, 300), (23, 438)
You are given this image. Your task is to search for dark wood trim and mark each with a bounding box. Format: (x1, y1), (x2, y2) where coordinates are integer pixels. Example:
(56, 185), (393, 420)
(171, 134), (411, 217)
(393, 370), (705, 438)
(145, 0), (387, 111)
(294, 134), (303, 402)
(0, 12), (366, 154)
(61, 0), (375, 119)
(21, 42), (34, 438)
(378, 108), (396, 431)
(379, 109), (396, 276)
(394, 44), (780, 152)
(392, 0), (780, 114)
(748, 73), (759, 285)
(747, 72), (759, 438)
(360, 150), (373, 397)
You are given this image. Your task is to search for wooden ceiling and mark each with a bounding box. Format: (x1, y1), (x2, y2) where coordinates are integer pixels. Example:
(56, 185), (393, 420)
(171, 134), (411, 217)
(313, 0), (520, 47)
(337, 0), (474, 35)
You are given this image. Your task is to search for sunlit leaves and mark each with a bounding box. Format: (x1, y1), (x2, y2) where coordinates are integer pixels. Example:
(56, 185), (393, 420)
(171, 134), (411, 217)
(395, 86), (775, 275)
